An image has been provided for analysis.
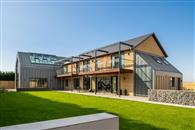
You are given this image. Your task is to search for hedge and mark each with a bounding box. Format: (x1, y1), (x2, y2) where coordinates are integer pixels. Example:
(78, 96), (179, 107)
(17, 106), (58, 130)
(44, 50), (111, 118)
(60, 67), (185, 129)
(0, 71), (15, 81)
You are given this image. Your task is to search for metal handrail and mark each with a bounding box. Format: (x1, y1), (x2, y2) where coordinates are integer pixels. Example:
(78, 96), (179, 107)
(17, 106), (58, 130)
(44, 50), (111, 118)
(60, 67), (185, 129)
(56, 59), (133, 75)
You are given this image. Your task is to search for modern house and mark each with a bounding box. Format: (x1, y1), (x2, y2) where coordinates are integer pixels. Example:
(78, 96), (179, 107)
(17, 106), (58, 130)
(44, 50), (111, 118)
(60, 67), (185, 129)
(15, 33), (182, 96)
(15, 52), (65, 90)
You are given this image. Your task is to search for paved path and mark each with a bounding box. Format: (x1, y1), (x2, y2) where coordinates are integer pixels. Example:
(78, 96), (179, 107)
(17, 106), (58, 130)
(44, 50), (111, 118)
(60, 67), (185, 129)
(59, 91), (195, 109)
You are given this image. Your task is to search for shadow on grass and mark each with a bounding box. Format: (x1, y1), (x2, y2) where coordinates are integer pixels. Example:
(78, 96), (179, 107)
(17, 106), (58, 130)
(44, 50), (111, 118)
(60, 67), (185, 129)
(0, 92), (165, 130)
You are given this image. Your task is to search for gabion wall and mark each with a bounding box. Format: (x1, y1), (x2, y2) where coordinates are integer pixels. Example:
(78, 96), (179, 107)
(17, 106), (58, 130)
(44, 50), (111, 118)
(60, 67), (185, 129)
(148, 90), (195, 106)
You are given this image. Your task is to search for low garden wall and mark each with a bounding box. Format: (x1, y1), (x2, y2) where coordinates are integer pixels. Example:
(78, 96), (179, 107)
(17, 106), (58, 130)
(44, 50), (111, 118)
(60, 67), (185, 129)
(0, 113), (118, 130)
(148, 89), (195, 106)
(0, 80), (15, 89)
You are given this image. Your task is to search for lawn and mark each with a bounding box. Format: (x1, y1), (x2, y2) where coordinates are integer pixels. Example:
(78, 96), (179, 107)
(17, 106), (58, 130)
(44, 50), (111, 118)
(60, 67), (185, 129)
(0, 91), (195, 130)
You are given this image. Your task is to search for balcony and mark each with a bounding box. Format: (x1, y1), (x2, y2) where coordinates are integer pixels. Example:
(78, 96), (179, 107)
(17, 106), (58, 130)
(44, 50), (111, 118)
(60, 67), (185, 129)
(56, 68), (72, 77)
(56, 59), (133, 77)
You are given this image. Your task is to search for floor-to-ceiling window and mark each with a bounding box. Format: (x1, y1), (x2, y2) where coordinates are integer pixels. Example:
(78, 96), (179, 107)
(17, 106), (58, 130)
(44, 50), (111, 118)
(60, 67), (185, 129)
(111, 54), (119, 68)
(97, 77), (111, 92)
(83, 60), (90, 72)
(135, 53), (152, 96)
(83, 76), (90, 90)
(96, 76), (118, 93)
(111, 76), (118, 93)
(111, 53), (125, 69)
(74, 78), (80, 89)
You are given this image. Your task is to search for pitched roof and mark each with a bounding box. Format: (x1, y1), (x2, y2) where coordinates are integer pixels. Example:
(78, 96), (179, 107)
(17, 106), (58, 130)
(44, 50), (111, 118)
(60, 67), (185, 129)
(64, 33), (168, 63)
(138, 52), (181, 74)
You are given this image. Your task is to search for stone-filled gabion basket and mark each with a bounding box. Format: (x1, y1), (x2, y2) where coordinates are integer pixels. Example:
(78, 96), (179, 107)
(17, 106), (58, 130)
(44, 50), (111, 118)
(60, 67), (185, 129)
(148, 90), (195, 106)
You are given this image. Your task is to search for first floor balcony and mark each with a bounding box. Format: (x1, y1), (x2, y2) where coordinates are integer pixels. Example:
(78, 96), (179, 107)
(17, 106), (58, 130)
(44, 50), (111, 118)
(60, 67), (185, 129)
(56, 59), (133, 77)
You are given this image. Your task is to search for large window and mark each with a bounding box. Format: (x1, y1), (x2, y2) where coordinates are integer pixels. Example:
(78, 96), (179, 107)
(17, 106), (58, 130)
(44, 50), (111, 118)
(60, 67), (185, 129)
(63, 66), (68, 73)
(96, 59), (101, 70)
(111, 54), (119, 68)
(65, 79), (69, 87)
(29, 54), (57, 64)
(121, 54), (125, 68)
(29, 78), (48, 88)
(135, 53), (153, 96)
(74, 78), (80, 89)
(97, 76), (112, 92)
(111, 54), (125, 68)
(83, 60), (90, 72)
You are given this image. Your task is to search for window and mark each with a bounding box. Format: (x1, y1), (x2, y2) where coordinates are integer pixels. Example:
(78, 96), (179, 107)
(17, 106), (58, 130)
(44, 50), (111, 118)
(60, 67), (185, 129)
(29, 54), (57, 65)
(121, 54), (125, 68)
(111, 54), (119, 68)
(65, 79), (69, 87)
(76, 63), (80, 73)
(63, 66), (68, 73)
(169, 77), (175, 87)
(153, 57), (162, 64)
(96, 59), (101, 70)
(29, 78), (48, 88)
(83, 60), (90, 72)
(74, 78), (80, 89)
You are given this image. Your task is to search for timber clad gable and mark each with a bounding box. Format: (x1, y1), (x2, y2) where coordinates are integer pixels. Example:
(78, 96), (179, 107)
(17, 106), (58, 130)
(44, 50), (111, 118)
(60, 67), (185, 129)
(136, 36), (165, 57)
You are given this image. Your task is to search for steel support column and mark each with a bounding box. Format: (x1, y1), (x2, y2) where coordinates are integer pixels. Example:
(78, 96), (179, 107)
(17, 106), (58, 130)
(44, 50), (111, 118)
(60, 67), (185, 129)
(61, 77), (63, 90)
(118, 43), (121, 96)
(94, 50), (97, 94)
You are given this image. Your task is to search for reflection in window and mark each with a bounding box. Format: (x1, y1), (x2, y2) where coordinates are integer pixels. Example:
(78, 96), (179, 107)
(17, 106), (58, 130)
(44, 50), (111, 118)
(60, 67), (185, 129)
(29, 54), (57, 64)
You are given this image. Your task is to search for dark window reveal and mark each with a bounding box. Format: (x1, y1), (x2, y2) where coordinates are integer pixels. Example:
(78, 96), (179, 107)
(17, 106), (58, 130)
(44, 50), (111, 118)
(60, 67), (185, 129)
(65, 79), (69, 87)
(169, 77), (175, 87)
(178, 78), (181, 89)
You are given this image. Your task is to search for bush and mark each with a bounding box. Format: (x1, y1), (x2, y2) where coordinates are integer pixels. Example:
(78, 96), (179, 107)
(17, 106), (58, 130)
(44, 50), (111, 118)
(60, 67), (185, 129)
(0, 71), (15, 81)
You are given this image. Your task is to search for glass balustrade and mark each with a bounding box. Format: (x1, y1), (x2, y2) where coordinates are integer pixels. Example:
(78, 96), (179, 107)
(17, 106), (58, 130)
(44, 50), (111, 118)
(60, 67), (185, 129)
(56, 68), (71, 75)
(56, 59), (133, 75)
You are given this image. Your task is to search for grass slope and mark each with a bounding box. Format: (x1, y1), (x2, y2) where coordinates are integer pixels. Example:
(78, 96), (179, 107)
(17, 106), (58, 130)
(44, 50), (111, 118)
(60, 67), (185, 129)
(0, 91), (195, 130)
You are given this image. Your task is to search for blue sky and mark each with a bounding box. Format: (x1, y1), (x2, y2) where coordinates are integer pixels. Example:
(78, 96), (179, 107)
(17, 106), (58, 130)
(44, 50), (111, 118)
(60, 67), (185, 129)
(0, 0), (194, 82)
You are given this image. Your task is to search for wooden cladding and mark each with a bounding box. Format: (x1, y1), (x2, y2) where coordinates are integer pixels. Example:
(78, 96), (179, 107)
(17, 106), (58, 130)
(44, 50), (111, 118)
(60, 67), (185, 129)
(136, 36), (165, 57)
(155, 75), (181, 90)
(57, 50), (134, 77)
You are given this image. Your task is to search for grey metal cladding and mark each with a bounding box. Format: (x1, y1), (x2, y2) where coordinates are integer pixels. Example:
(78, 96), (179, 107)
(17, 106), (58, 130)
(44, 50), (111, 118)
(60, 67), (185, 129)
(16, 51), (65, 89)
(137, 52), (182, 74)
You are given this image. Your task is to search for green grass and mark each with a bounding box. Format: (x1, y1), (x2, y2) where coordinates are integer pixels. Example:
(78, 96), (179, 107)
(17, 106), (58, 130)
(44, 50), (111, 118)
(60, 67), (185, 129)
(0, 91), (195, 130)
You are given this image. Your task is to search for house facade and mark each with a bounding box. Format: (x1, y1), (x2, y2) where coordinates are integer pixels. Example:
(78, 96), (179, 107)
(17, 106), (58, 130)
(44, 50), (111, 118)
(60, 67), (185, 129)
(15, 33), (182, 96)
(15, 52), (65, 90)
